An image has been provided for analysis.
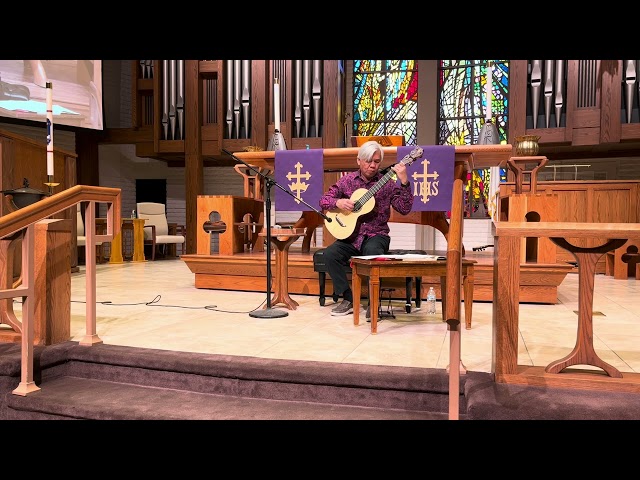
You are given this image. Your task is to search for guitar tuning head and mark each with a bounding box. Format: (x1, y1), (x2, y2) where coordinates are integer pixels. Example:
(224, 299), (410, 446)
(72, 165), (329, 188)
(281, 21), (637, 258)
(404, 146), (424, 165)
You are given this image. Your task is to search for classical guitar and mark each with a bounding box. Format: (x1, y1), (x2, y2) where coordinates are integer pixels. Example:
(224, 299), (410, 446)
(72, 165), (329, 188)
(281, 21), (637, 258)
(324, 146), (424, 240)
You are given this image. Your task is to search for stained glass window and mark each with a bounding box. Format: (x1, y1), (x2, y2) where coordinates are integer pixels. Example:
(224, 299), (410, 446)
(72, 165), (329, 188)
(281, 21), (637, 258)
(353, 60), (418, 145)
(439, 60), (510, 218)
(466, 166), (509, 219)
(351, 59), (509, 219)
(438, 60), (508, 145)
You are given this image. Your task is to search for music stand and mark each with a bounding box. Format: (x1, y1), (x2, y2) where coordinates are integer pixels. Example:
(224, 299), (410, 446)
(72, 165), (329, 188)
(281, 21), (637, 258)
(222, 149), (332, 318)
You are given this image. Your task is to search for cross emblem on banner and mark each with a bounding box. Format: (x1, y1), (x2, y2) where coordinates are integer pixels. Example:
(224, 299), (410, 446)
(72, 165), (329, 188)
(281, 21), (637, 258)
(285, 161), (311, 204)
(412, 158), (440, 204)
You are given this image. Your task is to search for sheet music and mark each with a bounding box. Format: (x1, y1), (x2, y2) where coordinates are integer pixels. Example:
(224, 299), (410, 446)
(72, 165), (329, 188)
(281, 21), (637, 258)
(351, 254), (443, 261)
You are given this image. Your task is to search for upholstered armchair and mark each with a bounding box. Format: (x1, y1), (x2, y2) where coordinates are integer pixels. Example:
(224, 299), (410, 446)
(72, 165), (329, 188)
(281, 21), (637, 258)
(136, 202), (186, 260)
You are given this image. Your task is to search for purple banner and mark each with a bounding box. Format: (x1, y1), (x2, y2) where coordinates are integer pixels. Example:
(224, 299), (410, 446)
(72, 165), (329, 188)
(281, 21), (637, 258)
(274, 149), (324, 211)
(399, 145), (455, 211)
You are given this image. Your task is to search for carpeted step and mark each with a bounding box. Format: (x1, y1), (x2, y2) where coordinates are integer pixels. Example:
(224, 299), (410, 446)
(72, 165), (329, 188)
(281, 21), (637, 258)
(4, 376), (452, 420)
(1, 341), (476, 420)
(4, 341), (640, 420)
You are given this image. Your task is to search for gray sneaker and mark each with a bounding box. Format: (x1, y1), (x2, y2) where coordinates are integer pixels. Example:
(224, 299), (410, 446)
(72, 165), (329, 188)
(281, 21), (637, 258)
(331, 300), (354, 316)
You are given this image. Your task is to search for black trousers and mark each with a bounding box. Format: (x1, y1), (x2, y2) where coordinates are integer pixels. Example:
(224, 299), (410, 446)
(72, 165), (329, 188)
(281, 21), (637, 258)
(323, 235), (390, 297)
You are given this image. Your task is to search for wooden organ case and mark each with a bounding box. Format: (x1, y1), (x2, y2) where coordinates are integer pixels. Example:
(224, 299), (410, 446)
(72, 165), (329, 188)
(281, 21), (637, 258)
(127, 60), (347, 254)
(508, 60), (640, 148)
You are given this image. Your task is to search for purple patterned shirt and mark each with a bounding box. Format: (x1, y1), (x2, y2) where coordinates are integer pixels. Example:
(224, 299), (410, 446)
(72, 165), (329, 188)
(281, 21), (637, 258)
(319, 170), (414, 250)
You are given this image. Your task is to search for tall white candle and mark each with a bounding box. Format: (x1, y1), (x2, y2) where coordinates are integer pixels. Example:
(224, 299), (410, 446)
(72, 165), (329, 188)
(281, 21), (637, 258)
(46, 81), (54, 176)
(274, 78), (281, 132)
(485, 61), (492, 121)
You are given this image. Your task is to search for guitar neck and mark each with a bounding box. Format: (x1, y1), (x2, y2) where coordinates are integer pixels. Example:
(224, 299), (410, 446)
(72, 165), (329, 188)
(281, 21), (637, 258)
(354, 170), (396, 210)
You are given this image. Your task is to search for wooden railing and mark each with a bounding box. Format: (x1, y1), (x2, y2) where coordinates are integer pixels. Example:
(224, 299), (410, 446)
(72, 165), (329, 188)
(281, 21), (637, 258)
(0, 185), (121, 396)
(493, 221), (640, 392)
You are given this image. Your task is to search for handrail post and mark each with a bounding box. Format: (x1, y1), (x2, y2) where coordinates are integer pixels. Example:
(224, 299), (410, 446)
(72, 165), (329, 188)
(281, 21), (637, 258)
(79, 201), (103, 346)
(12, 224), (40, 396)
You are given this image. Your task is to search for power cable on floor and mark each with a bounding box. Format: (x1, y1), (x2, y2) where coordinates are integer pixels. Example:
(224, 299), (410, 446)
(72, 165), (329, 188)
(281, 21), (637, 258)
(67, 294), (269, 314)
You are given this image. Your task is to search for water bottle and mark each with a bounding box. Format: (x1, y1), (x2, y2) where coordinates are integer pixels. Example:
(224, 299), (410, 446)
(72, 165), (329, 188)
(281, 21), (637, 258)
(132, 210), (136, 218)
(427, 287), (437, 314)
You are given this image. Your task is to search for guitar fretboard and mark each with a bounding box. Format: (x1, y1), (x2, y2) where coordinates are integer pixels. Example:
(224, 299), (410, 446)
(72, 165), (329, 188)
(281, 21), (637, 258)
(353, 169), (398, 212)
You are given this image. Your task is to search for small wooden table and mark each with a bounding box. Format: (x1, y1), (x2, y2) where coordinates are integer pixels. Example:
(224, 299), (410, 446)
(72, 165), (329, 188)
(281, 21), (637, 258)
(350, 257), (476, 335)
(259, 228), (305, 310)
(98, 218), (146, 263)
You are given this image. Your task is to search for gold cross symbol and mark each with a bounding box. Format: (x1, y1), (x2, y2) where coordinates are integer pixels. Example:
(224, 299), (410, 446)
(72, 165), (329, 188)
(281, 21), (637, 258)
(286, 161), (312, 203)
(411, 158), (440, 204)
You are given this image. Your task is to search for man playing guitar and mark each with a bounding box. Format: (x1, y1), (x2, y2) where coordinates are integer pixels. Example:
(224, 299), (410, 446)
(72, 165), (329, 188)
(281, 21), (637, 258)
(319, 140), (416, 317)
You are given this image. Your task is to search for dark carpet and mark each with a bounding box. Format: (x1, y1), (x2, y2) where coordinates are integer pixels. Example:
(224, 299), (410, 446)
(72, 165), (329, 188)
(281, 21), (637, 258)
(1, 341), (639, 420)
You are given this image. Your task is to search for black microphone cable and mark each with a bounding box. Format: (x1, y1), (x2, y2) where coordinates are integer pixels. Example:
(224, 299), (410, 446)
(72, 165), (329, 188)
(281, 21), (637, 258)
(67, 294), (269, 314)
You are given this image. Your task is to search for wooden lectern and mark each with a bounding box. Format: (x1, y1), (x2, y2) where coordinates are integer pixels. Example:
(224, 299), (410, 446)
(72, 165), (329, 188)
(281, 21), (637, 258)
(500, 156), (558, 264)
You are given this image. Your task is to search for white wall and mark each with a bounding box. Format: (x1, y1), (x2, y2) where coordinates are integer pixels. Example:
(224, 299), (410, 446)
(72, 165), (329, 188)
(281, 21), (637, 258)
(434, 218), (495, 251)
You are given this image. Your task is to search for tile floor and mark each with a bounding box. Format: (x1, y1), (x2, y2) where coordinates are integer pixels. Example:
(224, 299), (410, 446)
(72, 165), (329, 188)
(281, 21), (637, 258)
(19, 258), (628, 376)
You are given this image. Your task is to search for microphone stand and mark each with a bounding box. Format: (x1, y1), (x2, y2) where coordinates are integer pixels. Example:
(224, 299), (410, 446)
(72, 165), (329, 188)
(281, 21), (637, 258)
(222, 149), (333, 319)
